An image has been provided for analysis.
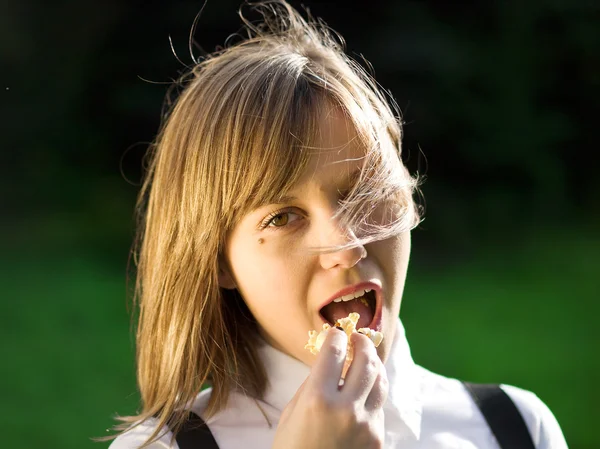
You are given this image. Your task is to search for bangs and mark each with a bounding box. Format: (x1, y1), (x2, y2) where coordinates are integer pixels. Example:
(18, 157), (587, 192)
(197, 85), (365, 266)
(217, 70), (320, 229)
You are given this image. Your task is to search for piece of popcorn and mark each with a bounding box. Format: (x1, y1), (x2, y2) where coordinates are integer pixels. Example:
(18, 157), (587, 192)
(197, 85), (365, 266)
(304, 313), (384, 378)
(357, 327), (384, 347)
(304, 323), (331, 355)
(335, 312), (360, 338)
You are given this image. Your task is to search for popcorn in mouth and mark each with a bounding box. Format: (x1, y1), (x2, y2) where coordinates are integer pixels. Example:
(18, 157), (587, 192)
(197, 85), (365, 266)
(319, 289), (377, 329)
(305, 312), (383, 378)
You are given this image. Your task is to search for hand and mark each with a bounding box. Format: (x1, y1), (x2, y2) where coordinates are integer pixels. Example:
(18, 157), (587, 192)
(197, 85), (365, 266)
(272, 327), (388, 449)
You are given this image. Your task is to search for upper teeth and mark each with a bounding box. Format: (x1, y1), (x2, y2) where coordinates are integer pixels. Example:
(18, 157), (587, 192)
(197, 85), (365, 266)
(332, 288), (372, 303)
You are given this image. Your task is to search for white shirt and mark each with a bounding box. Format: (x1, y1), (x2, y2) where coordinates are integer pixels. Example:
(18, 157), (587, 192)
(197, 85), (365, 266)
(111, 318), (568, 449)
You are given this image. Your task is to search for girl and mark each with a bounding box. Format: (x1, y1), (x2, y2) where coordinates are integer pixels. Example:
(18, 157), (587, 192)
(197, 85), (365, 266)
(105, 1), (568, 448)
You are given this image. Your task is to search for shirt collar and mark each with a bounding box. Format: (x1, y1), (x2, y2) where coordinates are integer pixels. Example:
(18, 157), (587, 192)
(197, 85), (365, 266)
(256, 317), (423, 443)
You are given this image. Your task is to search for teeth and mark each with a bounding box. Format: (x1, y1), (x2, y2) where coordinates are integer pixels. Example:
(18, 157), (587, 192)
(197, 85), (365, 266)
(342, 293), (355, 301)
(331, 288), (373, 303)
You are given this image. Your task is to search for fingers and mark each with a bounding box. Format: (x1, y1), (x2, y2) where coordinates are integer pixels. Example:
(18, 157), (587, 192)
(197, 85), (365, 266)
(308, 326), (348, 392)
(341, 332), (387, 410)
(365, 369), (388, 411)
(306, 328), (388, 413)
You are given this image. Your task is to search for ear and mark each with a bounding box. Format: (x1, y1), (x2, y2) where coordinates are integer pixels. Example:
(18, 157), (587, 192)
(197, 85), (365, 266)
(217, 260), (237, 290)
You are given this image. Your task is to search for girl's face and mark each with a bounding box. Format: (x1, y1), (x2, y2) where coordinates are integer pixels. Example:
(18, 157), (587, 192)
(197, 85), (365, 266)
(218, 109), (411, 366)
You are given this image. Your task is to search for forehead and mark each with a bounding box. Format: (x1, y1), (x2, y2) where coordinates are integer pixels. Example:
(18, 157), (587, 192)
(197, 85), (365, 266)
(295, 106), (366, 185)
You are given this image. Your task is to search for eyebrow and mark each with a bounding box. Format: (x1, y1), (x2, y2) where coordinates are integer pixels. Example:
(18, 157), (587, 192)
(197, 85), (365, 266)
(270, 167), (362, 206)
(271, 194), (298, 204)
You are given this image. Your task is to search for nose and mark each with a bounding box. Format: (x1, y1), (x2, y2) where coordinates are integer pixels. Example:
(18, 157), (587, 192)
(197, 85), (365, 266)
(318, 217), (367, 270)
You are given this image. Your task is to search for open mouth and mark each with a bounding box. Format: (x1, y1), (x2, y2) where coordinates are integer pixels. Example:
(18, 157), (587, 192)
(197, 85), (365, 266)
(319, 288), (378, 329)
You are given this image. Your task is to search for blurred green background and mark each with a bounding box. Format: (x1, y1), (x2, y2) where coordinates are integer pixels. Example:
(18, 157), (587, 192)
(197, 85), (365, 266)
(1, 0), (598, 448)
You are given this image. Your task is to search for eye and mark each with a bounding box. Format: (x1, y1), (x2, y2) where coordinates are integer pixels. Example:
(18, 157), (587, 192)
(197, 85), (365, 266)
(270, 213), (289, 227)
(260, 208), (302, 230)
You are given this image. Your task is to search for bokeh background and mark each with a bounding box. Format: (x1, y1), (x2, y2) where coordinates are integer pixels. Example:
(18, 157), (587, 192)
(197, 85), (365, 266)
(2, 0), (598, 448)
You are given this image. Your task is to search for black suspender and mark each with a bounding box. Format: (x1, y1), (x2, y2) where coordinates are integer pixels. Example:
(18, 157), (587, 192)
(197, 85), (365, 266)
(463, 382), (536, 449)
(174, 383), (536, 449)
(175, 411), (220, 449)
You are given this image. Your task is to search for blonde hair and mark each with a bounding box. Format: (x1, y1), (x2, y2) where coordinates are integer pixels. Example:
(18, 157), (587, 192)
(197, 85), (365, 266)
(102, 1), (422, 447)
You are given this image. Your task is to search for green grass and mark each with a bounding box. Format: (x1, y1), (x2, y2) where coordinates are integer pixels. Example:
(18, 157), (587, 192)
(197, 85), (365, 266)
(1, 253), (138, 449)
(1, 227), (596, 448)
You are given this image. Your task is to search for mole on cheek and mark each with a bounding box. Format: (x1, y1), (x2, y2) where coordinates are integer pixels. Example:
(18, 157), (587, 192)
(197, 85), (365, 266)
(258, 238), (265, 244)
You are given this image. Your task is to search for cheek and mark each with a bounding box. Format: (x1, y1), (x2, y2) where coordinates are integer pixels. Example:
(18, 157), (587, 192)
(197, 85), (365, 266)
(370, 233), (411, 296)
(229, 237), (304, 307)
(391, 233), (411, 270)
(371, 233), (410, 267)
(366, 197), (405, 229)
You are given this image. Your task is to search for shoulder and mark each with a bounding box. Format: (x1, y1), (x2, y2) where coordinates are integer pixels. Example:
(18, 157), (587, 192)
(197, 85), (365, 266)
(108, 417), (176, 449)
(415, 366), (568, 448)
(500, 384), (569, 449)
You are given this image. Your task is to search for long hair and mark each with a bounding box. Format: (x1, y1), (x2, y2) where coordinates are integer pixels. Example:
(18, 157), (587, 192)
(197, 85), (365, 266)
(103, 1), (422, 447)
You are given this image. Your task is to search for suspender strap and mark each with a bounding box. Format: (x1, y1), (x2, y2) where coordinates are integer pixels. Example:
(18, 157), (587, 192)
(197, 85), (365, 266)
(175, 411), (220, 449)
(173, 383), (534, 449)
(463, 382), (536, 449)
